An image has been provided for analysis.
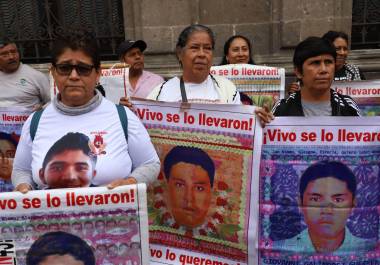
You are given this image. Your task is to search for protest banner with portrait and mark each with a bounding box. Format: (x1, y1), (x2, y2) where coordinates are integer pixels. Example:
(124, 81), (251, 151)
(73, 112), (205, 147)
(257, 117), (380, 264)
(210, 64), (285, 109)
(333, 79), (380, 116)
(0, 185), (149, 265)
(132, 99), (262, 265)
(50, 64), (129, 104)
(0, 107), (31, 192)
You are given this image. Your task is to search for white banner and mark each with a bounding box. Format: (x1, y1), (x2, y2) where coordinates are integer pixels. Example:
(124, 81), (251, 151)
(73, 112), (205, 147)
(133, 99), (262, 265)
(333, 79), (380, 116)
(211, 64), (285, 109)
(0, 185), (149, 265)
(256, 117), (380, 264)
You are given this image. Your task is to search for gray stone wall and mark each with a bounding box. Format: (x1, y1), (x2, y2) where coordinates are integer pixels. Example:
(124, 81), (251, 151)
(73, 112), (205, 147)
(120, 0), (380, 80)
(30, 0), (380, 81)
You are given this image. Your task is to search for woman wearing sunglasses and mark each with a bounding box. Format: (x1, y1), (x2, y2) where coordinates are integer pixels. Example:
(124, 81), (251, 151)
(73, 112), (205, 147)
(12, 29), (160, 192)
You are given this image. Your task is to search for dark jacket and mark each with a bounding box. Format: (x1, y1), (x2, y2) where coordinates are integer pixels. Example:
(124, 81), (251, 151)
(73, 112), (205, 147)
(335, 63), (365, 81)
(272, 89), (361, 116)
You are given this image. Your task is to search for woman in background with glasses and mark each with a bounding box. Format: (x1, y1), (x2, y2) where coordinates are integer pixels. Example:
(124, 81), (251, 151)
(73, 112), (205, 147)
(12, 29), (160, 192)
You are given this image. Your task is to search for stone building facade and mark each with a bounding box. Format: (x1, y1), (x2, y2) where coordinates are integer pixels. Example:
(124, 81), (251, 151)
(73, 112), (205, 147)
(22, 0), (379, 81)
(120, 0), (380, 81)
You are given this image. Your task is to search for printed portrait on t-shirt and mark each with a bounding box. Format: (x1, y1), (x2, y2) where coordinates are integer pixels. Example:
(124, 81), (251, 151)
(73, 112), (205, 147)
(38, 132), (97, 189)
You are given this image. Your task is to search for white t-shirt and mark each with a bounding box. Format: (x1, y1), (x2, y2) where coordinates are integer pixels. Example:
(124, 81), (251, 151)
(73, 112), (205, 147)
(12, 98), (159, 188)
(152, 76), (241, 104)
(0, 64), (50, 109)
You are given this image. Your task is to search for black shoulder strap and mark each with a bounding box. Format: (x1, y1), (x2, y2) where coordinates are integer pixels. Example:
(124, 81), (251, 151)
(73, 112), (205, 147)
(209, 74), (220, 88)
(179, 76), (188, 103)
(30, 109), (44, 141)
(155, 81), (167, 100)
(116, 104), (128, 143)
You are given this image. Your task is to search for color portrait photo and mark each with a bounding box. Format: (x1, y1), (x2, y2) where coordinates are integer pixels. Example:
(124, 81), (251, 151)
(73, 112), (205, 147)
(0, 107), (29, 192)
(259, 118), (380, 264)
(137, 101), (260, 265)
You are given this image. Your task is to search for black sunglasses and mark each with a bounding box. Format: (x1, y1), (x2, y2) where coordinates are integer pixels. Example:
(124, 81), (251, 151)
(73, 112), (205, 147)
(54, 63), (95, 76)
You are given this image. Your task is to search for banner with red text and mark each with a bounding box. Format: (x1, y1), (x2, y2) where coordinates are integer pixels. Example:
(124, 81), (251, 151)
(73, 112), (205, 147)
(132, 99), (262, 265)
(0, 107), (31, 192)
(257, 117), (380, 264)
(211, 64), (285, 109)
(0, 185), (149, 265)
(333, 79), (380, 116)
(50, 64), (129, 103)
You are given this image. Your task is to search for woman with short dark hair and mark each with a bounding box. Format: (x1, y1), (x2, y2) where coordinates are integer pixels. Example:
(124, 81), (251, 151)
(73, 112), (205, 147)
(12, 29), (160, 192)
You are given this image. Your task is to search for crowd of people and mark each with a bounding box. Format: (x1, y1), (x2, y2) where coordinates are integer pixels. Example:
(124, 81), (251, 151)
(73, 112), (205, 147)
(0, 23), (372, 263)
(0, 25), (365, 190)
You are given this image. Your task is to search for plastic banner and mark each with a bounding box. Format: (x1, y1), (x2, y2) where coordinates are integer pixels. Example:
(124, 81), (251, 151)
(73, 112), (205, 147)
(258, 117), (380, 264)
(132, 99), (262, 265)
(0, 185), (149, 265)
(0, 107), (31, 192)
(333, 79), (380, 116)
(211, 64), (285, 109)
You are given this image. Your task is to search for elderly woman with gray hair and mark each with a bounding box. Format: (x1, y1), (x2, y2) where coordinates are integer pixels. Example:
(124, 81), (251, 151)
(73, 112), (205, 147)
(148, 24), (273, 126)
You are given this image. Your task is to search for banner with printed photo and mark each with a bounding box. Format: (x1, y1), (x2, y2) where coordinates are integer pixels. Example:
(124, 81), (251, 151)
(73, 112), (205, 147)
(210, 64), (285, 109)
(132, 99), (262, 265)
(50, 63), (129, 104)
(0, 107), (31, 192)
(333, 79), (380, 116)
(0, 185), (149, 265)
(257, 117), (380, 264)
